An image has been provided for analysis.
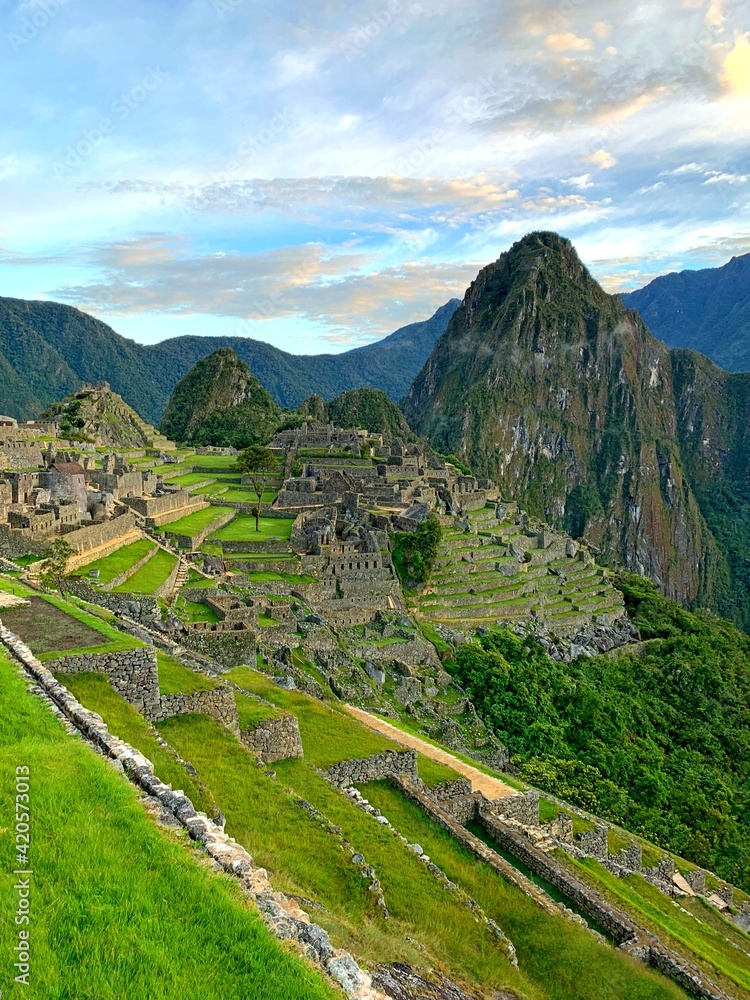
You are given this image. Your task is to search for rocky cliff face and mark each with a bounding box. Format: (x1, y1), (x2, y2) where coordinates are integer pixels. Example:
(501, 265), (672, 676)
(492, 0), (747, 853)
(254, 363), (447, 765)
(403, 232), (750, 620)
(160, 348), (280, 448)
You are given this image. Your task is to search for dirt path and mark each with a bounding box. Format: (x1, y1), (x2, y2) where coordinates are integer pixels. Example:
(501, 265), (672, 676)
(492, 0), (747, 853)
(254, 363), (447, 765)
(343, 705), (517, 799)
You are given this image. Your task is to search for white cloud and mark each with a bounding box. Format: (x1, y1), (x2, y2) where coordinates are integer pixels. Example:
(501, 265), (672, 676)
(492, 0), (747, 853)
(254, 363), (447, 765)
(583, 149), (618, 169)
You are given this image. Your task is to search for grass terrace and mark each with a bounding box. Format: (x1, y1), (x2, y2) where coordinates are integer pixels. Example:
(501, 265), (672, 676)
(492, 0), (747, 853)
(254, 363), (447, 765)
(162, 506), (230, 537)
(112, 548), (178, 594)
(162, 472), (217, 486)
(225, 665), (456, 786)
(157, 651), (219, 695)
(0, 652), (336, 1000)
(211, 516), (294, 542)
(73, 537), (157, 585)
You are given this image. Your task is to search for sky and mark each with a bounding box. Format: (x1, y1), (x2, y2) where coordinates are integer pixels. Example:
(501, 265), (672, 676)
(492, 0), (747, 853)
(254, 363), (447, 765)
(0, 0), (749, 353)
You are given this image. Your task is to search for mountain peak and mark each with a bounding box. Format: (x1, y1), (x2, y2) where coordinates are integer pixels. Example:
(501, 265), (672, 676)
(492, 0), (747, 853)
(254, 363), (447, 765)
(160, 348), (280, 448)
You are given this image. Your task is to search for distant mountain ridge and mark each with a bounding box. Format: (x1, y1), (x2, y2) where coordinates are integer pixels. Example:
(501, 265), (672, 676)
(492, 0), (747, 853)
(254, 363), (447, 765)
(0, 296), (460, 424)
(403, 231), (750, 628)
(622, 252), (750, 372)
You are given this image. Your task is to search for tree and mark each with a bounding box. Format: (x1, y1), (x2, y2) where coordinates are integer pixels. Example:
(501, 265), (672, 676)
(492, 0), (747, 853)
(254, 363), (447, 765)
(39, 538), (73, 592)
(236, 445), (277, 532)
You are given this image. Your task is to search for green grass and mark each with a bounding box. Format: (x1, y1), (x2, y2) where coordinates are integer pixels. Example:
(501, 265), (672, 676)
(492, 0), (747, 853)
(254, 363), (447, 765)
(566, 856), (750, 998)
(242, 571), (316, 584)
(0, 653), (337, 1000)
(57, 670), (215, 813)
(235, 693), (280, 731)
(113, 548), (178, 595)
(364, 707), (528, 790)
(163, 472), (216, 485)
(74, 538), (157, 585)
(226, 667), (399, 767)
(158, 714), (531, 997)
(218, 489), (278, 503)
(175, 596), (221, 622)
(157, 652), (218, 695)
(361, 781), (686, 1000)
(212, 516), (294, 542)
(539, 797), (596, 836)
(258, 612), (280, 627)
(163, 506), (229, 537)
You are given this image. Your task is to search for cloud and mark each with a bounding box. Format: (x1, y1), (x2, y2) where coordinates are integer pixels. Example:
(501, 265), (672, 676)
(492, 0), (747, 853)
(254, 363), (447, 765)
(544, 32), (594, 53)
(583, 149), (618, 169)
(50, 235), (482, 345)
(722, 33), (750, 94)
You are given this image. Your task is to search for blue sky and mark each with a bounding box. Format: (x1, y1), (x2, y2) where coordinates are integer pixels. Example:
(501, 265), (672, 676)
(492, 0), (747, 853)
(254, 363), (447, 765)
(1, 0), (749, 352)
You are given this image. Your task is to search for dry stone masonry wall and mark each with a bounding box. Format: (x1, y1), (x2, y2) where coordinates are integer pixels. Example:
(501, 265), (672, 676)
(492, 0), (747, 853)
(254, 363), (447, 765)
(240, 714), (304, 763)
(324, 749), (418, 787)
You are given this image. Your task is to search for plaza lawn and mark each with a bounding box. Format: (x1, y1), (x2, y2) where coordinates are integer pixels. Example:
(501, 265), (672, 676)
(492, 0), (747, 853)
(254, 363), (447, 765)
(218, 488), (279, 503)
(212, 516), (294, 542)
(74, 538), (157, 585)
(0, 652), (337, 1000)
(162, 472), (217, 486)
(113, 548), (177, 594)
(162, 506), (229, 536)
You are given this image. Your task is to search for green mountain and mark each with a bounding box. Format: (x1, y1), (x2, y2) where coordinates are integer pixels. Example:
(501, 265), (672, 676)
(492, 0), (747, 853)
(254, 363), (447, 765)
(160, 348), (280, 448)
(622, 252), (750, 372)
(0, 296), (459, 424)
(403, 231), (750, 627)
(326, 387), (413, 439)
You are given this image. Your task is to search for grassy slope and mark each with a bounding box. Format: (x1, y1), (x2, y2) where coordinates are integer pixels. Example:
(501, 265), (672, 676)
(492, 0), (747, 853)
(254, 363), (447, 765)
(0, 653), (336, 1000)
(162, 506), (229, 535)
(361, 781), (685, 1000)
(158, 713), (534, 998)
(157, 652), (218, 695)
(58, 671), (215, 815)
(113, 549), (177, 594)
(72, 538), (157, 584)
(226, 666), (457, 784)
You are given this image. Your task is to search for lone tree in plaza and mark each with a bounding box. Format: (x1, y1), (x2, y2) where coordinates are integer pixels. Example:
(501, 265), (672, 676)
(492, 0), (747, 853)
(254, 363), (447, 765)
(236, 445), (277, 532)
(40, 537), (73, 592)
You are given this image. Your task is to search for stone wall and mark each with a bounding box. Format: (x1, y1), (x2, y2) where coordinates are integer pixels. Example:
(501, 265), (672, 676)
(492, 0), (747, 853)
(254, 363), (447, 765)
(163, 509), (234, 550)
(324, 749), (418, 787)
(489, 790), (540, 827)
(180, 628), (257, 668)
(123, 490), (208, 526)
(240, 714), (304, 763)
(0, 440), (44, 470)
(48, 646), (161, 717)
(63, 512), (141, 570)
(155, 685), (239, 731)
(576, 824), (609, 859)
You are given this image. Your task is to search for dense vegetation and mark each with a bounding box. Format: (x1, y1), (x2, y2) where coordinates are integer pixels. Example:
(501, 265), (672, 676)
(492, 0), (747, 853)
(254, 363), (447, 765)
(449, 575), (750, 889)
(391, 514), (442, 584)
(326, 386), (414, 439)
(0, 295), (457, 422)
(160, 348), (281, 447)
(622, 250), (750, 372)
